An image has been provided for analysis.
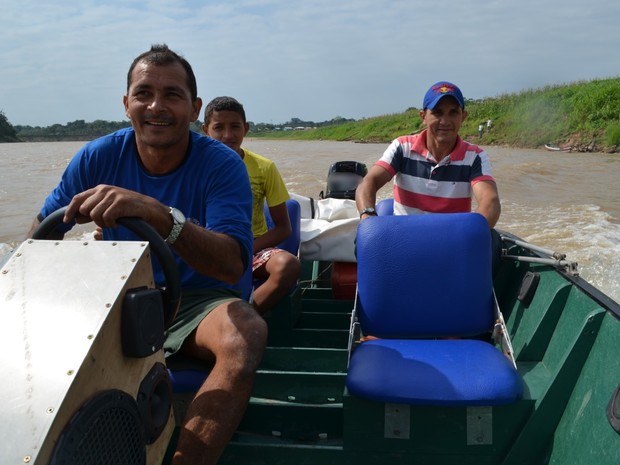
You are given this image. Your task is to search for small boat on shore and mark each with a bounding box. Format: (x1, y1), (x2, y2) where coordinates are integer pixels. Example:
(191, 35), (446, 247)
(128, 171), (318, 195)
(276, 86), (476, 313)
(545, 143), (573, 152)
(1, 160), (618, 465)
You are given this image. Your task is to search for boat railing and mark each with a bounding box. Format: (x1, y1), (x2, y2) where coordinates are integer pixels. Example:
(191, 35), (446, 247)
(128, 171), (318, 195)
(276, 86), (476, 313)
(501, 235), (579, 276)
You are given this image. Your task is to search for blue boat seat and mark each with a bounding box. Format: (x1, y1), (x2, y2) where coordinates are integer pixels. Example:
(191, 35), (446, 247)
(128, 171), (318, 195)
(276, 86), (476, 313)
(167, 359), (213, 393)
(375, 197), (503, 275)
(263, 198), (301, 257)
(375, 198), (394, 216)
(346, 213), (523, 406)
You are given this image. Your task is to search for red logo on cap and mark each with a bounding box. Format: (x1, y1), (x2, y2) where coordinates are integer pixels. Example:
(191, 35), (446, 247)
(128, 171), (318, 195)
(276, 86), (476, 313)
(433, 83), (456, 95)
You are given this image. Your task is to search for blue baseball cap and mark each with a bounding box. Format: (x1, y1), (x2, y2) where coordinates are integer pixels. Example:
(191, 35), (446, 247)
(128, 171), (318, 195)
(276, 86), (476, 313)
(423, 81), (465, 110)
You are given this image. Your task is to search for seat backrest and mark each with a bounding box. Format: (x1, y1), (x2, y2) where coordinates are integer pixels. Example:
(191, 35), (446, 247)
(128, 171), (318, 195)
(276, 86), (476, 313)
(355, 213), (493, 338)
(264, 198), (301, 256)
(376, 198), (394, 216)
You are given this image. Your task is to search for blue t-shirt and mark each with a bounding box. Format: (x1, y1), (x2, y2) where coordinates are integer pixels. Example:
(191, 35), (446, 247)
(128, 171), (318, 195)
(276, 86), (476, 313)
(40, 127), (253, 290)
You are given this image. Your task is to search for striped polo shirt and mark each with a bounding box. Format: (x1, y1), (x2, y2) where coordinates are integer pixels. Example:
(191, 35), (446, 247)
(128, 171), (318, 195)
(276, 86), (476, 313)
(376, 130), (495, 215)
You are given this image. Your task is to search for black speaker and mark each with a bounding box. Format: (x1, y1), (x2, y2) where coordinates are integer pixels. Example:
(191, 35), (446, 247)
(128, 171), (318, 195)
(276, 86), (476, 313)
(51, 389), (146, 465)
(138, 363), (174, 444)
(123, 287), (166, 358)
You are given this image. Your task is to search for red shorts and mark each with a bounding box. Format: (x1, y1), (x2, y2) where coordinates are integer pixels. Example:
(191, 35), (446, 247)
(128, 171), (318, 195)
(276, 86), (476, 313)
(252, 248), (285, 272)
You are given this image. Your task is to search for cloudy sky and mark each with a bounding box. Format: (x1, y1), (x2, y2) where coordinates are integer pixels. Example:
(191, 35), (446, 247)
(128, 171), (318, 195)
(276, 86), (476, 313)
(1, 0), (618, 127)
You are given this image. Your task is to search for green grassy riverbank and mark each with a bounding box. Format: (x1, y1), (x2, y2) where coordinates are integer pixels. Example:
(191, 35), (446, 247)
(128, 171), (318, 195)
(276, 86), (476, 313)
(251, 78), (620, 152)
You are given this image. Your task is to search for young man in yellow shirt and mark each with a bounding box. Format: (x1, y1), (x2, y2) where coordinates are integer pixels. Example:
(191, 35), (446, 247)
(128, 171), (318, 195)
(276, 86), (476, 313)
(203, 96), (301, 314)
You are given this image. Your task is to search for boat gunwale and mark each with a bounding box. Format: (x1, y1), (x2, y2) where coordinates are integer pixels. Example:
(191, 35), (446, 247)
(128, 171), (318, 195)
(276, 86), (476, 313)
(498, 229), (620, 321)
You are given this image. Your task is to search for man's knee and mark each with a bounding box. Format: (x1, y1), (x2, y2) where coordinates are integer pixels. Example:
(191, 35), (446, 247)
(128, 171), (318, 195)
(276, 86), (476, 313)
(226, 299), (267, 339)
(269, 253), (301, 283)
(197, 300), (267, 360)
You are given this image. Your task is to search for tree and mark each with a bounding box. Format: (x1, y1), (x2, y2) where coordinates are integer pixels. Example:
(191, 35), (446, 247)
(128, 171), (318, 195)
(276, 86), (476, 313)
(0, 110), (19, 142)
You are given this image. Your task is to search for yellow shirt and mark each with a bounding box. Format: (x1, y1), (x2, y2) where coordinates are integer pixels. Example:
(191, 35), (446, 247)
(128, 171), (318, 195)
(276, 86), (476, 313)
(242, 148), (290, 238)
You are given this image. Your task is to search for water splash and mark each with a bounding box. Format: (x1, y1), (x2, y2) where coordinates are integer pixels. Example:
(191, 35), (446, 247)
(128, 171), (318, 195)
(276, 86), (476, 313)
(499, 200), (620, 303)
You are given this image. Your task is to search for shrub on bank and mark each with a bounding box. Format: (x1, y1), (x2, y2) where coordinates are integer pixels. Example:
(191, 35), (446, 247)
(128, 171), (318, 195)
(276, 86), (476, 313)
(605, 122), (620, 147)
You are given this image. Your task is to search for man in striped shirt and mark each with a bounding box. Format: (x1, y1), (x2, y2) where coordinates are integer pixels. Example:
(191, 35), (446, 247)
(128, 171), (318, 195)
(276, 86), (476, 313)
(356, 81), (501, 228)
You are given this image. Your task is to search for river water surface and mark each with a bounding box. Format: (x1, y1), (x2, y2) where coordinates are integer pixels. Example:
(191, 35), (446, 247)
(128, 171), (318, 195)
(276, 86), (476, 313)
(1, 139), (619, 302)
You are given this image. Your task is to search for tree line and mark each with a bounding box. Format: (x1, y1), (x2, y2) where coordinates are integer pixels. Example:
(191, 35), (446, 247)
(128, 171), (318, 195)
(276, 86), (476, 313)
(0, 112), (355, 143)
(12, 119), (133, 142)
(0, 111), (20, 142)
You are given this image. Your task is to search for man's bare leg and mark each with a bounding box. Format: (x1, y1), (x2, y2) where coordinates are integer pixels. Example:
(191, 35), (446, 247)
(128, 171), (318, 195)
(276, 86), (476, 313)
(172, 299), (267, 465)
(252, 252), (300, 314)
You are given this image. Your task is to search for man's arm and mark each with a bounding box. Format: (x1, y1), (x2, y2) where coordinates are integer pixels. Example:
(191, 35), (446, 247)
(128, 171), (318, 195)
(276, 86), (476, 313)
(472, 180), (501, 228)
(62, 184), (247, 284)
(355, 165), (393, 218)
(171, 220), (246, 284)
(253, 202), (291, 254)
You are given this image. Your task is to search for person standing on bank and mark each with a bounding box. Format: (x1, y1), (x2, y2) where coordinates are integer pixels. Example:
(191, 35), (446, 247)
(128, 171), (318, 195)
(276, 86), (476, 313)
(26, 44), (267, 465)
(203, 96), (301, 315)
(356, 81), (500, 227)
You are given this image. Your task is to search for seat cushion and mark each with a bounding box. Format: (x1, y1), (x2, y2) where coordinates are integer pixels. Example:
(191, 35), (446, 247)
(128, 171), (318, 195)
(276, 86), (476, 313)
(346, 338), (523, 406)
(167, 369), (208, 393)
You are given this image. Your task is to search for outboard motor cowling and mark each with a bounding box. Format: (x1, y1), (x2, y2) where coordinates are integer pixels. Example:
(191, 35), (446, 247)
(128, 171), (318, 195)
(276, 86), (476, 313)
(320, 161), (368, 200)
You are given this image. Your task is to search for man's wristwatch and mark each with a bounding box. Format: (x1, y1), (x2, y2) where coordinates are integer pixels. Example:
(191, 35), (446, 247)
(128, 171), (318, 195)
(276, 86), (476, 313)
(165, 207), (186, 245)
(359, 207), (377, 217)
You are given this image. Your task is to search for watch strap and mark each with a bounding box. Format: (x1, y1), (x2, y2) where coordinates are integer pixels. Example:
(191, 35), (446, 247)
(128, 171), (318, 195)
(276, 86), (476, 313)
(165, 207), (185, 245)
(359, 207), (378, 217)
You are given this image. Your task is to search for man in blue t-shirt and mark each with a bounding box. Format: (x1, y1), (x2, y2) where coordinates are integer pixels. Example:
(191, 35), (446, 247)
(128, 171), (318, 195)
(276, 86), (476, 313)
(27, 44), (266, 465)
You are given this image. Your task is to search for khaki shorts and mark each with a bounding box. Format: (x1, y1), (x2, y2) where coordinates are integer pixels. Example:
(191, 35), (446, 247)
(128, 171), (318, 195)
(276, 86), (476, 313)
(164, 288), (241, 357)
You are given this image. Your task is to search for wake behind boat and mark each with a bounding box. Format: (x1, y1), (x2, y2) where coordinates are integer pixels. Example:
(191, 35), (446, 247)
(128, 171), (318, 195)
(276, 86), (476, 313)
(0, 161), (618, 464)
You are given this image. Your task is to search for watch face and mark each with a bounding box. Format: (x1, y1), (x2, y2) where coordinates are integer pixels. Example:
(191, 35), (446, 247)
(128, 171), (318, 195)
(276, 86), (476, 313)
(171, 208), (185, 224)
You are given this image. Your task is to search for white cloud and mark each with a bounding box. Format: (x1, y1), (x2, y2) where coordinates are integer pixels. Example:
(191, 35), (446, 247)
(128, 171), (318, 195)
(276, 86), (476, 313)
(1, 0), (618, 126)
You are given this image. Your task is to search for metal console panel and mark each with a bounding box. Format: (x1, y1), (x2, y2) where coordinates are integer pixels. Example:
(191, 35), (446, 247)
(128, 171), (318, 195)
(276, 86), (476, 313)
(0, 239), (172, 465)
